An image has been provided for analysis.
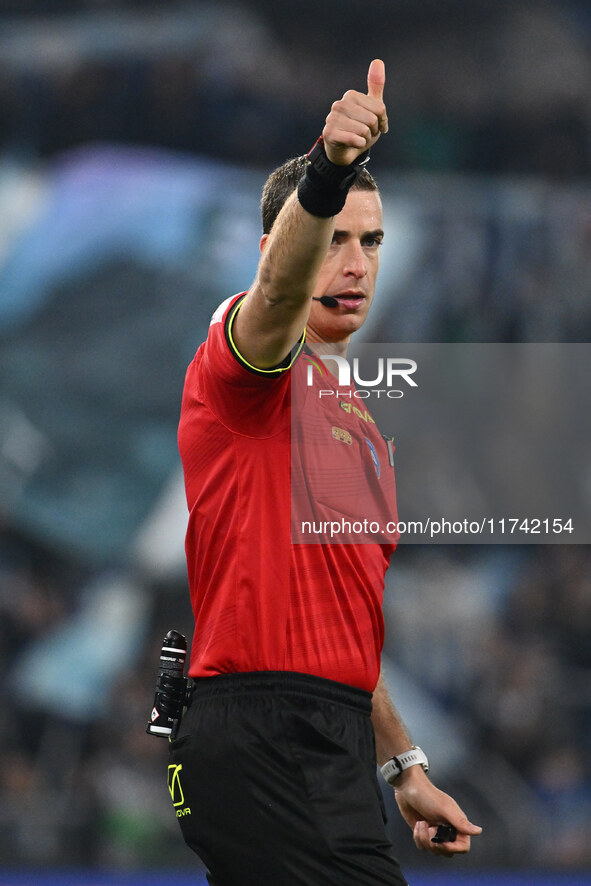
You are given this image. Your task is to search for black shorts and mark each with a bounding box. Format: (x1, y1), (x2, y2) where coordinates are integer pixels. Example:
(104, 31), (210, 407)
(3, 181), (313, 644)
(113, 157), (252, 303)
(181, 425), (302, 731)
(168, 671), (408, 886)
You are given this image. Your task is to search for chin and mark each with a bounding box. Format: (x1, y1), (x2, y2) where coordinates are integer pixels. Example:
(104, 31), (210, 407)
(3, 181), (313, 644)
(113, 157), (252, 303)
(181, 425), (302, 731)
(340, 312), (367, 332)
(324, 318), (364, 341)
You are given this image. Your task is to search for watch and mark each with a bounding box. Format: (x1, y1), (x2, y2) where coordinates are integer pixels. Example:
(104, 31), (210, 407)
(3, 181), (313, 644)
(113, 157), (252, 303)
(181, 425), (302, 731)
(380, 746), (430, 785)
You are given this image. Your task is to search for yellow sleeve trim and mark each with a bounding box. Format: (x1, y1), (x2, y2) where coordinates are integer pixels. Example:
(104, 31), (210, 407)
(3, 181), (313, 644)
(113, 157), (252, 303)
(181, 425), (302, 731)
(226, 295), (306, 375)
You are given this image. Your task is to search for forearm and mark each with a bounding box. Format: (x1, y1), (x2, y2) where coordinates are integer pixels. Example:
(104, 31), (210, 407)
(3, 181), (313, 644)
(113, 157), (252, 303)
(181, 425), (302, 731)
(254, 190), (334, 309)
(232, 191), (334, 368)
(371, 668), (413, 766)
(372, 668), (482, 856)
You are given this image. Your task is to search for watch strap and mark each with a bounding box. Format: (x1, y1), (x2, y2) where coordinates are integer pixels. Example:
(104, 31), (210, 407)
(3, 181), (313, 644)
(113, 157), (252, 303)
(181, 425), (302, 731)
(306, 137), (370, 191)
(380, 746), (429, 785)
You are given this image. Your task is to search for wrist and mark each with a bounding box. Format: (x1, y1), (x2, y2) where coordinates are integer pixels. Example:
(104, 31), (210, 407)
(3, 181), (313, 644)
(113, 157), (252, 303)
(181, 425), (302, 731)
(307, 136), (370, 181)
(393, 763), (430, 790)
(380, 746), (430, 786)
(297, 137), (370, 218)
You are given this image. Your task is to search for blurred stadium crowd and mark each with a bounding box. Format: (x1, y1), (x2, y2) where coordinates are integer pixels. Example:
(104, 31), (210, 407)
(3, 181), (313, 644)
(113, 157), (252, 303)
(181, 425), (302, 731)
(2, 0), (591, 179)
(0, 0), (591, 876)
(1, 535), (590, 871)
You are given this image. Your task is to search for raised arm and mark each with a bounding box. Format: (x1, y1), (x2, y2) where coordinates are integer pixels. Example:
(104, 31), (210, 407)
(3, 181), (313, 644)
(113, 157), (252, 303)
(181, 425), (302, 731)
(231, 59), (388, 370)
(372, 670), (482, 857)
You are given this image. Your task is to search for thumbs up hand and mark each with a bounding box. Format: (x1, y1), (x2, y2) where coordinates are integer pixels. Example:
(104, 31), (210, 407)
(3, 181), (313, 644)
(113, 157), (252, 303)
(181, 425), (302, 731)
(323, 59), (389, 166)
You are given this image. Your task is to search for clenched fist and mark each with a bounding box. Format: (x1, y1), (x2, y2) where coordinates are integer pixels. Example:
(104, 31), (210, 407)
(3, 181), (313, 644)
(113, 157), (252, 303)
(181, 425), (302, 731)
(322, 59), (388, 166)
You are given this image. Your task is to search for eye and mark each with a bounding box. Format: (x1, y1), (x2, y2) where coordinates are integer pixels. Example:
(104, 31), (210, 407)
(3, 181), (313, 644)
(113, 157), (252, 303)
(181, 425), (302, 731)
(363, 234), (382, 248)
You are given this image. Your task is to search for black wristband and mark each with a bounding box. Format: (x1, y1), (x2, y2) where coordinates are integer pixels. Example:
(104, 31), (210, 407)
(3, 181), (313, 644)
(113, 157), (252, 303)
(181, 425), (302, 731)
(297, 137), (370, 218)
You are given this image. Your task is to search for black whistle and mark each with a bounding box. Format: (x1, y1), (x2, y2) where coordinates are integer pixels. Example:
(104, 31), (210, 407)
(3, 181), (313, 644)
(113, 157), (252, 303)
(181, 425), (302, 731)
(431, 824), (457, 844)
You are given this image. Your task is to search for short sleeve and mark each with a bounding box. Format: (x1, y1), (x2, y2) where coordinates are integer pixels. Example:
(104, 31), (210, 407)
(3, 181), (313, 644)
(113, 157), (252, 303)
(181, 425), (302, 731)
(182, 294), (304, 437)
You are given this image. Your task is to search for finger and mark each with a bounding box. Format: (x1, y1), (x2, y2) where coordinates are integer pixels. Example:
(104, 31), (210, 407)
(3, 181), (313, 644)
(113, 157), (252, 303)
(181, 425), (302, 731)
(329, 109), (379, 141)
(439, 802), (483, 837)
(332, 94), (381, 133)
(367, 58), (385, 101)
(367, 59), (388, 134)
(427, 815), (480, 856)
(451, 816), (483, 837)
(429, 829), (472, 857)
(326, 128), (368, 150)
(413, 820), (431, 852)
(414, 817), (466, 857)
(335, 102), (381, 137)
(415, 825), (454, 858)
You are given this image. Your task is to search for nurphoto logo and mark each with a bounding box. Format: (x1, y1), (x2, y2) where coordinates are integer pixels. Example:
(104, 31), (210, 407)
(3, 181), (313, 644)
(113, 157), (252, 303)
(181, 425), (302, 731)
(303, 354), (418, 399)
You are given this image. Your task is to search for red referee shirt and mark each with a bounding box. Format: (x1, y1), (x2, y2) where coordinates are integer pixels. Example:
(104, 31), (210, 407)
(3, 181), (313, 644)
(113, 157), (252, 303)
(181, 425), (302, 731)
(178, 293), (398, 692)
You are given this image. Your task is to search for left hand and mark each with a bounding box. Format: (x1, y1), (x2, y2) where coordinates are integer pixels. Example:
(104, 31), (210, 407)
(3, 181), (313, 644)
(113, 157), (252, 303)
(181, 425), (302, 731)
(394, 769), (482, 857)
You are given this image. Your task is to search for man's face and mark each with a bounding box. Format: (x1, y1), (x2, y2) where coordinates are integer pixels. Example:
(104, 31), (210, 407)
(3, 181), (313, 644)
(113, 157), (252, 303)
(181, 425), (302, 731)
(307, 189), (383, 345)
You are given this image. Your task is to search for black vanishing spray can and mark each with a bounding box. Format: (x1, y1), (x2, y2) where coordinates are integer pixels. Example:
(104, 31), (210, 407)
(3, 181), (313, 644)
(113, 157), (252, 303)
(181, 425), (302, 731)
(146, 630), (191, 738)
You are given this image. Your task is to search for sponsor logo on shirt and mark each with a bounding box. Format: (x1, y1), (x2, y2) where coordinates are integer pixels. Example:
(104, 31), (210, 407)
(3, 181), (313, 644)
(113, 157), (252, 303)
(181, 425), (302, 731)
(339, 401), (375, 424)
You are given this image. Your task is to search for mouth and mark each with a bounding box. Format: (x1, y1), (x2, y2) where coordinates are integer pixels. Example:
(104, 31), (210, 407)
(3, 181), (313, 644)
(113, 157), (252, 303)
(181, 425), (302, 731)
(330, 292), (366, 310)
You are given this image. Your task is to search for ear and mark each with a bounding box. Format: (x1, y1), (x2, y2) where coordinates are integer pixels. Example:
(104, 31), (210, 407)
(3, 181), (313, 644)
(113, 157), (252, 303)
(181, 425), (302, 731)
(259, 233), (269, 253)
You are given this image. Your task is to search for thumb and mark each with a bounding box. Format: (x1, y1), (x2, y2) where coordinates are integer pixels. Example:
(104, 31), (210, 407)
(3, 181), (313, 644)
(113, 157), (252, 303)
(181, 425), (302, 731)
(367, 58), (385, 100)
(454, 816), (483, 836)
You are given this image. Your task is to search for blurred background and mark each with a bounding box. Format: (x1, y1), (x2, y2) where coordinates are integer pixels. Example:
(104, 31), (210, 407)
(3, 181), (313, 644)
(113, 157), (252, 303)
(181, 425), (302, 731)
(0, 0), (590, 883)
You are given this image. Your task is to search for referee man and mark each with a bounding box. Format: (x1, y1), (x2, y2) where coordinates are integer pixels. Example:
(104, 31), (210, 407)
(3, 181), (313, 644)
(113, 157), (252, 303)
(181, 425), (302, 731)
(172, 58), (482, 885)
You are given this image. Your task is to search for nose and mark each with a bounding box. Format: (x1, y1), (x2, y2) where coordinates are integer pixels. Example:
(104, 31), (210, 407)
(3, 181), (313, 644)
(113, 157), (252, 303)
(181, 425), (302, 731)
(343, 241), (367, 279)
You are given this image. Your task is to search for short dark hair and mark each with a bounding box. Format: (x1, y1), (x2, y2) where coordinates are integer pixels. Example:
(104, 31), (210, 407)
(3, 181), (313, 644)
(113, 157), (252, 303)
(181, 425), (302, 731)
(261, 155), (379, 234)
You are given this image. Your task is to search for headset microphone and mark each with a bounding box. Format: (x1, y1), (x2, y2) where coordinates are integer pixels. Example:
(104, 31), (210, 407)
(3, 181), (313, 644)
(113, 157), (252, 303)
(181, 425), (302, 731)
(312, 296), (339, 308)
